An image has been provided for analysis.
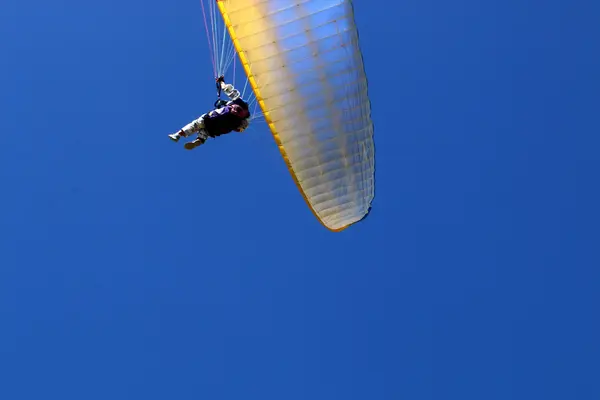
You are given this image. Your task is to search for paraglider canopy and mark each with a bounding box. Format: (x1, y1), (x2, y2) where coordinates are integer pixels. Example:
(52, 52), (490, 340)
(201, 0), (375, 231)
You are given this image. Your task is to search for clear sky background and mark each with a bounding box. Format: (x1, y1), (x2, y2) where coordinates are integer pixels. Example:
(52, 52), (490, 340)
(2, 1), (599, 399)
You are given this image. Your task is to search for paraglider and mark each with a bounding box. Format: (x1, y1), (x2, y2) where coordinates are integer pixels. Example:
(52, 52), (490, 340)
(177, 0), (375, 231)
(168, 76), (251, 150)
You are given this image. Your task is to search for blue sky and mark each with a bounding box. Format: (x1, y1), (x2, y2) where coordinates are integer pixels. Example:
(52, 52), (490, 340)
(1, 0), (599, 399)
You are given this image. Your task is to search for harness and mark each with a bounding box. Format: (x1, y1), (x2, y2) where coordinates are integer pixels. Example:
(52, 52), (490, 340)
(207, 76), (250, 135)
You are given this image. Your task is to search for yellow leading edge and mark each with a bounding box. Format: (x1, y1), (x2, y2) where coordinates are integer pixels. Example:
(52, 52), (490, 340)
(217, 0), (375, 231)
